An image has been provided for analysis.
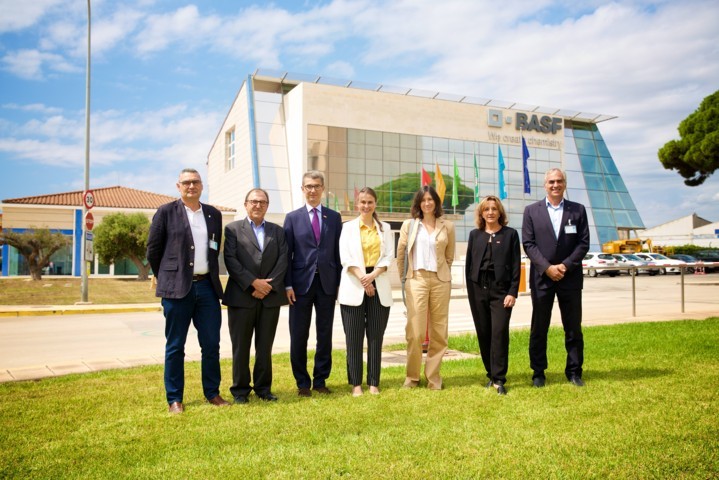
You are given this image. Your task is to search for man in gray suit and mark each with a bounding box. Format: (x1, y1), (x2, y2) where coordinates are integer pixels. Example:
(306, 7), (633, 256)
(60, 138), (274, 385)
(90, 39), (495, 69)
(522, 168), (590, 388)
(223, 188), (288, 403)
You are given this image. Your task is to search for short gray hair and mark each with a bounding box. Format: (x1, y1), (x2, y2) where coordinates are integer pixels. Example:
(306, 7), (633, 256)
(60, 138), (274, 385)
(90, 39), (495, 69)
(302, 170), (324, 185)
(544, 168), (566, 183)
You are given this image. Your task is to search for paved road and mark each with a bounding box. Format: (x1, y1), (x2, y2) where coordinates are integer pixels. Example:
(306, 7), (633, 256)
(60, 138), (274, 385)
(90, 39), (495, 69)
(1, 273), (717, 382)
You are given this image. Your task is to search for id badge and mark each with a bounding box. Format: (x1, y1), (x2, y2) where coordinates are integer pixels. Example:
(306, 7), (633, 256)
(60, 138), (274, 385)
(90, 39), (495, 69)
(209, 239), (219, 251)
(565, 224), (577, 235)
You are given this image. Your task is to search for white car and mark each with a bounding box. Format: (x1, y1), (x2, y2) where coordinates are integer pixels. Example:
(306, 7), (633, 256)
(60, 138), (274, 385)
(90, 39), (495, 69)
(583, 252), (620, 277)
(635, 253), (686, 274)
(611, 253), (660, 276)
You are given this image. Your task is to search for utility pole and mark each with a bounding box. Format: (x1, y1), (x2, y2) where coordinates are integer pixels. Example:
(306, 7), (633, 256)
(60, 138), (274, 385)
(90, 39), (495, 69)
(80, 0), (91, 304)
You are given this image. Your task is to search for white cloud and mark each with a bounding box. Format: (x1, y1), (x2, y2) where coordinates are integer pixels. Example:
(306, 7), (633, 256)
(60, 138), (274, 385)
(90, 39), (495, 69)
(1, 49), (81, 79)
(2, 103), (63, 115)
(0, 104), (224, 178)
(0, 0), (65, 33)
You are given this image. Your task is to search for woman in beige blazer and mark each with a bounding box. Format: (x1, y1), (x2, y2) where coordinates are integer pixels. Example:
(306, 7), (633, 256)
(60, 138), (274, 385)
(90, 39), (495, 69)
(338, 187), (394, 396)
(397, 186), (455, 390)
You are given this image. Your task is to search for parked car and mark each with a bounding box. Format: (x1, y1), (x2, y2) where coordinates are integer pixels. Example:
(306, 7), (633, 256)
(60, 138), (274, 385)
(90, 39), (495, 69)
(612, 253), (660, 276)
(583, 252), (620, 277)
(669, 254), (698, 273)
(635, 253), (686, 274)
(693, 251), (719, 272)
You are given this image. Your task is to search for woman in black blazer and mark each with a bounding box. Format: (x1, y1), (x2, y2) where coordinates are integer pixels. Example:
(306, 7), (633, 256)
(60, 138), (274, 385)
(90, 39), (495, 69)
(465, 195), (521, 394)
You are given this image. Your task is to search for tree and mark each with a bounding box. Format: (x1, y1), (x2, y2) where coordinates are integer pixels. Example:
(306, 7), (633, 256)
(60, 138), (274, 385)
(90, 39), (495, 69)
(658, 90), (719, 186)
(0, 229), (70, 281)
(93, 212), (151, 280)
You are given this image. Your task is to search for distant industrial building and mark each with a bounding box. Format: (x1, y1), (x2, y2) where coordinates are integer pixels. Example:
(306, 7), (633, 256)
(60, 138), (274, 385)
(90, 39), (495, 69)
(640, 214), (719, 248)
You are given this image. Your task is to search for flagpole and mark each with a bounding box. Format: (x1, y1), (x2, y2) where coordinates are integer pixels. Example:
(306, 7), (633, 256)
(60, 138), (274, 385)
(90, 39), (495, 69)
(452, 149), (456, 215)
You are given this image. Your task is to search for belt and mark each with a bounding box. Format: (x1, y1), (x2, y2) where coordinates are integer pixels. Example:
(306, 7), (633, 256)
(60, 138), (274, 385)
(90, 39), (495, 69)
(192, 274), (208, 282)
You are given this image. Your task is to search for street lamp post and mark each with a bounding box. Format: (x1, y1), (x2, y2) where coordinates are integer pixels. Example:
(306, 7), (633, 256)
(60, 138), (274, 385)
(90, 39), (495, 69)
(80, 0), (91, 304)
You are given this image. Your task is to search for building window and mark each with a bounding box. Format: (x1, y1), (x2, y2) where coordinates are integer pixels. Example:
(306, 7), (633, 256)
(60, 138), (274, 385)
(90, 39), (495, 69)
(225, 128), (235, 171)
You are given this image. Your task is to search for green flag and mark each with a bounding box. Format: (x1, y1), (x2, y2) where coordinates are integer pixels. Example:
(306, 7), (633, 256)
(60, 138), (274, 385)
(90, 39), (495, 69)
(452, 157), (460, 207)
(389, 178), (393, 213)
(473, 153), (479, 203)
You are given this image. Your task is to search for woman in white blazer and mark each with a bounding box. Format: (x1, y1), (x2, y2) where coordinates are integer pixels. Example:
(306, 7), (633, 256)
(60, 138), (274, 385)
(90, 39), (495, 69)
(338, 187), (394, 396)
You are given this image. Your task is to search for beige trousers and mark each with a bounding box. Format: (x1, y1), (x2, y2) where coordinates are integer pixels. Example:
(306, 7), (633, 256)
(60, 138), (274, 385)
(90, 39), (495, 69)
(404, 270), (450, 389)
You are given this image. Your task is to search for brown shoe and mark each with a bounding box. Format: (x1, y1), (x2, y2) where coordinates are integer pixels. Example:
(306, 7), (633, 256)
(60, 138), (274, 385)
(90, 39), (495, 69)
(297, 387), (312, 397)
(168, 402), (184, 414)
(207, 395), (231, 407)
(312, 386), (332, 395)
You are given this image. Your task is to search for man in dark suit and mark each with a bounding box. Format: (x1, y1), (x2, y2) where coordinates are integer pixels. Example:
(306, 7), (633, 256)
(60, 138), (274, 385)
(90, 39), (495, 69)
(223, 188), (288, 404)
(147, 168), (230, 413)
(283, 171), (342, 397)
(522, 168), (590, 388)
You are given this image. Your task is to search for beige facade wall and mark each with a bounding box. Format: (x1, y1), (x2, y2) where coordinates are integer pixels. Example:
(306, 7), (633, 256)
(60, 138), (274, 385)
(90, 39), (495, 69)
(2, 205), (76, 230)
(298, 82), (562, 152)
(207, 81), (254, 215)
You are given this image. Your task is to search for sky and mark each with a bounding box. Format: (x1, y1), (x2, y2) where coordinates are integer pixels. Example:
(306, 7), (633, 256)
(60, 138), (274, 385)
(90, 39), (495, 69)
(1, 0), (718, 228)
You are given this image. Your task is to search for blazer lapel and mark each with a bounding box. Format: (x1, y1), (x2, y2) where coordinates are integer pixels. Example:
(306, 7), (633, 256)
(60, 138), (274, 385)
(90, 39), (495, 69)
(241, 218), (262, 251)
(558, 202), (572, 241)
(407, 219), (418, 252)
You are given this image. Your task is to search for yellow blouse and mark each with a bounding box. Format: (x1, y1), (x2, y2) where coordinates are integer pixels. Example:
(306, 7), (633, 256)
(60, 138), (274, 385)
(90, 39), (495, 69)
(360, 222), (380, 267)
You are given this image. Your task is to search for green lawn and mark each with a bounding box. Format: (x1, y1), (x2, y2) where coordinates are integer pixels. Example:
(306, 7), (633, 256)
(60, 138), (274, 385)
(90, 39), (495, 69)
(1, 319), (717, 479)
(0, 278), (159, 305)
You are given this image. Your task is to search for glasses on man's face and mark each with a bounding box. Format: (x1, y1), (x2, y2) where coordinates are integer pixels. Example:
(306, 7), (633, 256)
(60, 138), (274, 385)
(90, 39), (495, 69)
(179, 180), (202, 187)
(302, 184), (323, 192)
(247, 199), (268, 207)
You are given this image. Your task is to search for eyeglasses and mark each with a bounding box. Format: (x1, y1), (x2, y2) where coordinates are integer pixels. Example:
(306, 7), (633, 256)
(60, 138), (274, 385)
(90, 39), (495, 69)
(179, 180), (202, 187)
(302, 184), (323, 191)
(247, 200), (268, 207)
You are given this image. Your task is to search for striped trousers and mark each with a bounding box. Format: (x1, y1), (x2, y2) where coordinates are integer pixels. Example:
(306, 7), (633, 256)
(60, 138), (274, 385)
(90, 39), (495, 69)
(340, 292), (390, 387)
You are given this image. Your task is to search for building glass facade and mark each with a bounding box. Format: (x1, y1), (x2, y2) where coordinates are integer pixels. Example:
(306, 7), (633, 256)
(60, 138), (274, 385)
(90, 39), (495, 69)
(209, 72), (645, 252)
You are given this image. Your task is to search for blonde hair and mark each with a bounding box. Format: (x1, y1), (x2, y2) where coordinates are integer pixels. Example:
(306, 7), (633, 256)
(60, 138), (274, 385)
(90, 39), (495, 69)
(474, 195), (508, 229)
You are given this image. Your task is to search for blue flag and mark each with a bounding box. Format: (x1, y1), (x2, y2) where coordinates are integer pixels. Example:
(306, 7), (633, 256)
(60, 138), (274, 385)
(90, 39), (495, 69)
(498, 145), (507, 200)
(522, 136), (531, 194)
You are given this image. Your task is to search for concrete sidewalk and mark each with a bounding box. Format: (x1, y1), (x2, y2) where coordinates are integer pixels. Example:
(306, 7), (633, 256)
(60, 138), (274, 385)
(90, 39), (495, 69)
(1, 274), (717, 383)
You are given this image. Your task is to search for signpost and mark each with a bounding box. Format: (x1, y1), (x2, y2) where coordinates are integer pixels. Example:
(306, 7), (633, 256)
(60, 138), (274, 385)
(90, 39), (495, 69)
(83, 190), (95, 210)
(85, 231), (94, 261)
(85, 211), (94, 230)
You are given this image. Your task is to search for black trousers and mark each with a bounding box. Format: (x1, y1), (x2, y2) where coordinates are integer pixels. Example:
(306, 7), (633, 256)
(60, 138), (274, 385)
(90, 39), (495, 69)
(227, 303), (280, 398)
(289, 274), (336, 389)
(340, 291), (390, 387)
(467, 273), (512, 384)
(529, 286), (584, 379)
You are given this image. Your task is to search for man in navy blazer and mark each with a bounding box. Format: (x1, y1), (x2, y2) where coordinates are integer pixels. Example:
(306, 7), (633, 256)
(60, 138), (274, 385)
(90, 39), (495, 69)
(283, 171), (342, 397)
(147, 168), (230, 413)
(522, 168), (590, 388)
(223, 188), (288, 403)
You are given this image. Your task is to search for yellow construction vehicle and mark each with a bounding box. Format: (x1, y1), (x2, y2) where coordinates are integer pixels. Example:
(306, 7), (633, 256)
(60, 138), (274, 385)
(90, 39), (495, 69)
(602, 238), (653, 254)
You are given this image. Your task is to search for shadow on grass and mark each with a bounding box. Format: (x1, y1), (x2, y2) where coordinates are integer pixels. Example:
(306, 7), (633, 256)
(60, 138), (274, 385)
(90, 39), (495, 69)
(432, 365), (673, 392)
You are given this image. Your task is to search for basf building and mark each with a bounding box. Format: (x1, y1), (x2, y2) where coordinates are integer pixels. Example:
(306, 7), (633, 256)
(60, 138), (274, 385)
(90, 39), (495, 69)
(207, 70), (644, 252)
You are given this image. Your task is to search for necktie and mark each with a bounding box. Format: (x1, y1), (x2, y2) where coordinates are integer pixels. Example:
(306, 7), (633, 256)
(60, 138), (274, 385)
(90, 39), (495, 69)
(312, 208), (320, 244)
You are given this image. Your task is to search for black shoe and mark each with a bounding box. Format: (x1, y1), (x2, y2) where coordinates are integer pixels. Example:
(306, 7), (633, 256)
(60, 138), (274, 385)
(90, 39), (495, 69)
(297, 388), (312, 397)
(234, 396), (249, 404)
(533, 376), (546, 388)
(493, 382), (507, 395)
(485, 379), (493, 389)
(257, 392), (278, 402)
(568, 376), (585, 387)
(312, 386), (332, 395)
